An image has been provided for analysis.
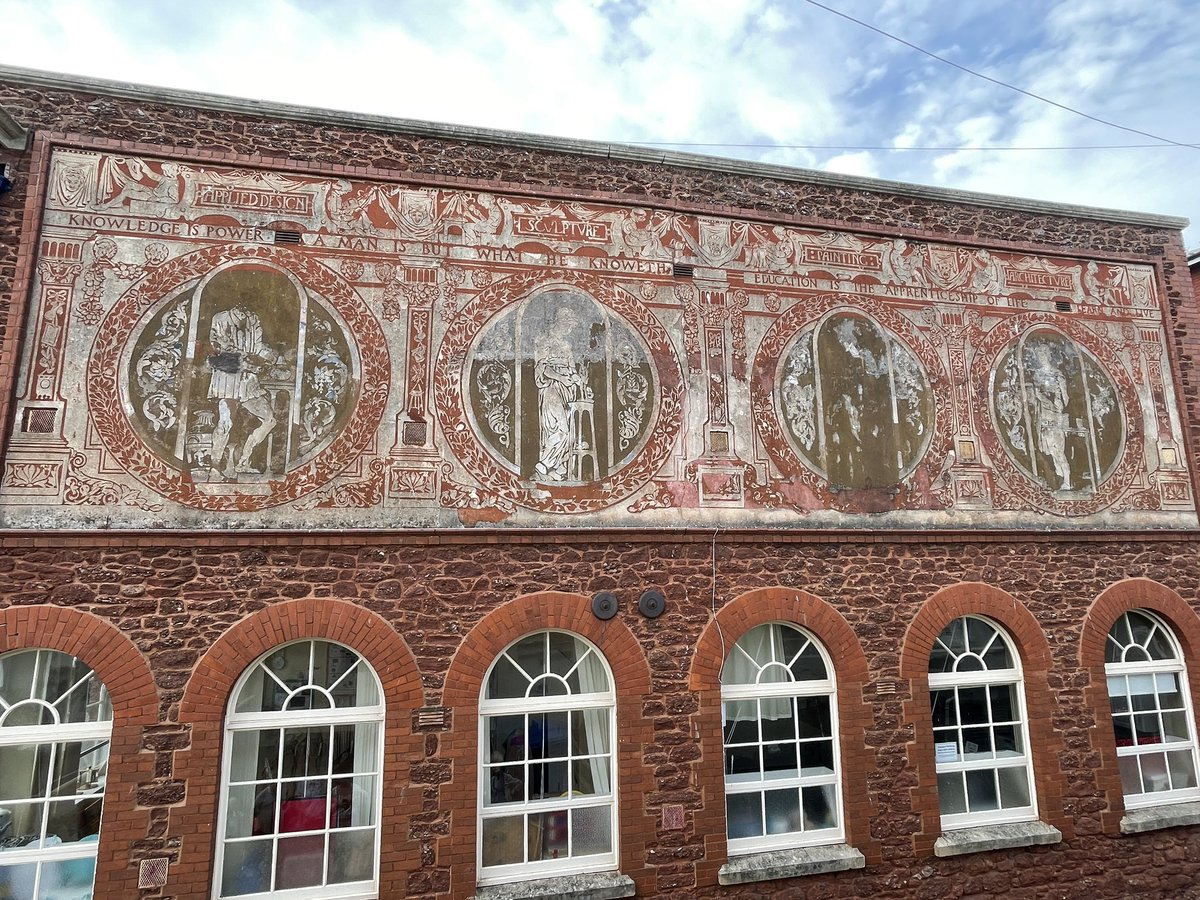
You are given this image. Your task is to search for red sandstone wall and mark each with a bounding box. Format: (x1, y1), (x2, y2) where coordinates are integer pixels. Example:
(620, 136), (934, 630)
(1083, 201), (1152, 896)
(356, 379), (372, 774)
(1, 535), (1200, 898)
(0, 76), (1199, 899)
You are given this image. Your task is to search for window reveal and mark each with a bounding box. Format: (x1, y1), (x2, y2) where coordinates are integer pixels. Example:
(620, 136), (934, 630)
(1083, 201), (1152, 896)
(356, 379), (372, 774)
(0, 649), (112, 900)
(720, 623), (843, 853)
(215, 640), (383, 899)
(928, 617), (1037, 830)
(478, 631), (617, 885)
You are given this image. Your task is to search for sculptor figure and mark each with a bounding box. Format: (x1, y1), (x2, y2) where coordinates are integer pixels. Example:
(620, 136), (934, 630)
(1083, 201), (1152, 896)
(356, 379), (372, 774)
(533, 308), (585, 480)
(1029, 344), (1072, 490)
(207, 305), (279, 476)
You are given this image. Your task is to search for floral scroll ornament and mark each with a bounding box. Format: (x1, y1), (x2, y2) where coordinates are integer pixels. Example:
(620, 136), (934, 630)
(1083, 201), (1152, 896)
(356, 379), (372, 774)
(615, 343), (648, 452)
(780, 341), (816, 451)
(132, 299), (188, 434)
(475, 357), (513, 448)
(299, 317), (351, 450)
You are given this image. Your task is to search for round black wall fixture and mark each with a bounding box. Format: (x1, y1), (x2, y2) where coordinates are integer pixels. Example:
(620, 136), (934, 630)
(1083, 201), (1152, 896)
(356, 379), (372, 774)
(638, 588), (666, 618)
(591, 591), (619, 620)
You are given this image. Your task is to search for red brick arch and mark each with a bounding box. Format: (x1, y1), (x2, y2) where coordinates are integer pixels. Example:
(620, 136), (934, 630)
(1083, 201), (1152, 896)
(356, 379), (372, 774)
(0, 606), (157, 897)
(172, 599), (424, 898)
(440, 591), (654, 897)
(1079, 578), (1200, 832)
(899, 582), (1069, 855)
(687, 587), (878, 883)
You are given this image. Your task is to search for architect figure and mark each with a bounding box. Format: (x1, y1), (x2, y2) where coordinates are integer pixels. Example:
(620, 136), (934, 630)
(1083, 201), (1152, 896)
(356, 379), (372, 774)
(533, 307), (585, 481)
(207, 305), (280, 477)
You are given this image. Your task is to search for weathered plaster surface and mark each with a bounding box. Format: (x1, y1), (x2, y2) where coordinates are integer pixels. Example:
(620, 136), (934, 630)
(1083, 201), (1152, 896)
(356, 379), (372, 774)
(2, 142), (1194, 531)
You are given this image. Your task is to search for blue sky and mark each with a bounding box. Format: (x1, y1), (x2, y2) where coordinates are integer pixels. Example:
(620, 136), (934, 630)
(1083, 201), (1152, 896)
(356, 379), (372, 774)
(4, 0), (1199, 245)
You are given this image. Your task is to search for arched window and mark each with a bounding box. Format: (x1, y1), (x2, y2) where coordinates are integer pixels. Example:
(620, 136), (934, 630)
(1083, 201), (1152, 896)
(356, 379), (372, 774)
(478, 631), (616, 885)
(928, 616), (1036, 829)
(0, 649), (111, 899)
(214, 640), (384, 899)
(1104, 610), (1200, 807)
(720, 623), (842, 853)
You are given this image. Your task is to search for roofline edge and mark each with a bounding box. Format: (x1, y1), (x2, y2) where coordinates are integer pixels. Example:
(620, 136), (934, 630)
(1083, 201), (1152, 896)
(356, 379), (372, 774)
(0, 63), (1189, 233)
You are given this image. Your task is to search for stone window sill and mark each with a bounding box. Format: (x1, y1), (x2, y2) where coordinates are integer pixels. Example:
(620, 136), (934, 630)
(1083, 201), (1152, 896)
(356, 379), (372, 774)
(1121, 800), (1200, 834)
(933, 820), (1061, 857)
(717, 843), (865, 886)
(473, 872), (635, 900)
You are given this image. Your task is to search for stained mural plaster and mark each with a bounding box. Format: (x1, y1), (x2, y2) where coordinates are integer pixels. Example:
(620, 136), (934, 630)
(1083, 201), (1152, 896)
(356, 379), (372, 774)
(3, 145), (1194, 530)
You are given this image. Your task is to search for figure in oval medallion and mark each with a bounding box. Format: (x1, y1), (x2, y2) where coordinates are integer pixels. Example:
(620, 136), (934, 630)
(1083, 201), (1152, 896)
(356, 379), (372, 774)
(991, 328), (1123, 495)
(777, 311), (934, 490)
(126, 261), (356, 486)
(468, 288), (654, 486)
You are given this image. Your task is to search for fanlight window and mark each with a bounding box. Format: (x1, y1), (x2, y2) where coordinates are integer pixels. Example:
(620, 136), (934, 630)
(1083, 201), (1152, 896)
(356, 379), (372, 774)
(1104, 611), (1200, 807)
(215, 640), (383, 899)
(0, 649), (112, 899)
(720, 623), (842, 853)
(479, 631), (616, 884)
(928, 617), (1037, 829)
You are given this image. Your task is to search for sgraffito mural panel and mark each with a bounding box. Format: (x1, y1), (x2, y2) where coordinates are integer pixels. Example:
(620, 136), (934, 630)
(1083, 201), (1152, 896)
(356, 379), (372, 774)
(3, 144), (1194, 529)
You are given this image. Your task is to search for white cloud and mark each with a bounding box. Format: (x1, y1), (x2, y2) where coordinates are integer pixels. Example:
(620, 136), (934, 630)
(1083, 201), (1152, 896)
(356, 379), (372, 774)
(822, 150), (879, 179)
(0, 0), (1197, 242)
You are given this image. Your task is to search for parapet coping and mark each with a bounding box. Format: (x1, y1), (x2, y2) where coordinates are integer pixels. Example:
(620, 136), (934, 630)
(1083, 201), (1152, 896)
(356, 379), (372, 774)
(0, 64), (1187, 232)
(933, 820), (1062, 857)
(1121, 800), (1200, 834)
(718, 843), (865, 885)
(473, 872), (635, 900)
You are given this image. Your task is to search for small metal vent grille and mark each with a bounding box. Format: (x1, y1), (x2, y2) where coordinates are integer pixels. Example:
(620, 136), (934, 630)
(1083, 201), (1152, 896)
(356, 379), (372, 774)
(1055, 300), (1072, 312)
(672, 263), (694, 279)
(21, 407), (56, 434)
(415, 706), (447, 729)
(273, 230), (302, 245)
(138, 857), (169, 889)
(402, 420), (428, 446)
(405, 266), (438, 284)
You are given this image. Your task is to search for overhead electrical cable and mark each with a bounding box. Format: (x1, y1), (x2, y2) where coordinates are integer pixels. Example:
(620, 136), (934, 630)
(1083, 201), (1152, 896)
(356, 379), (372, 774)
(625, 142), (1175, 151)
(801, 0), (1199, 150)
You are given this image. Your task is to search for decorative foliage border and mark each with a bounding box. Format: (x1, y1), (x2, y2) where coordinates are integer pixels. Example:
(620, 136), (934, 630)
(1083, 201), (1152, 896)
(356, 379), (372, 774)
(86, 244), (390, 511)
(433, 269), (684, 513)
(969, 312), (1143, 516)
(750, 293), (953, 504)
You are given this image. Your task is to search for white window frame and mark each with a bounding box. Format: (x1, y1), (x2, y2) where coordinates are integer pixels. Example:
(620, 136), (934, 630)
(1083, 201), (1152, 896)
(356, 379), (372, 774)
(212, 640), (384, 900)
(720, 622), (844, 855)
(0, 649), (112, 900)
(477, 630), (618, 887)
(1104, 610), (1200, 809)
(928, 616), (1038, 831)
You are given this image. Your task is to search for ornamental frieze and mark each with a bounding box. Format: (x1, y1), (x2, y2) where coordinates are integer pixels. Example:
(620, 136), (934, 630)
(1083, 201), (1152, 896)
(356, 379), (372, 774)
(2, 145), (1192, 529)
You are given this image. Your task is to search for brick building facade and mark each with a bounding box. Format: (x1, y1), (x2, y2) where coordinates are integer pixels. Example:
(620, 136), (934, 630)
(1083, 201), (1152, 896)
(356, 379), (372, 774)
(0, 65), (1199, 899)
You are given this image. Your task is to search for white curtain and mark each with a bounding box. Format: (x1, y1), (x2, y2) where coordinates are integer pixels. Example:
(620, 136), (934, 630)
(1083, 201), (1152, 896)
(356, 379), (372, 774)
(575, 649), (611, 796)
